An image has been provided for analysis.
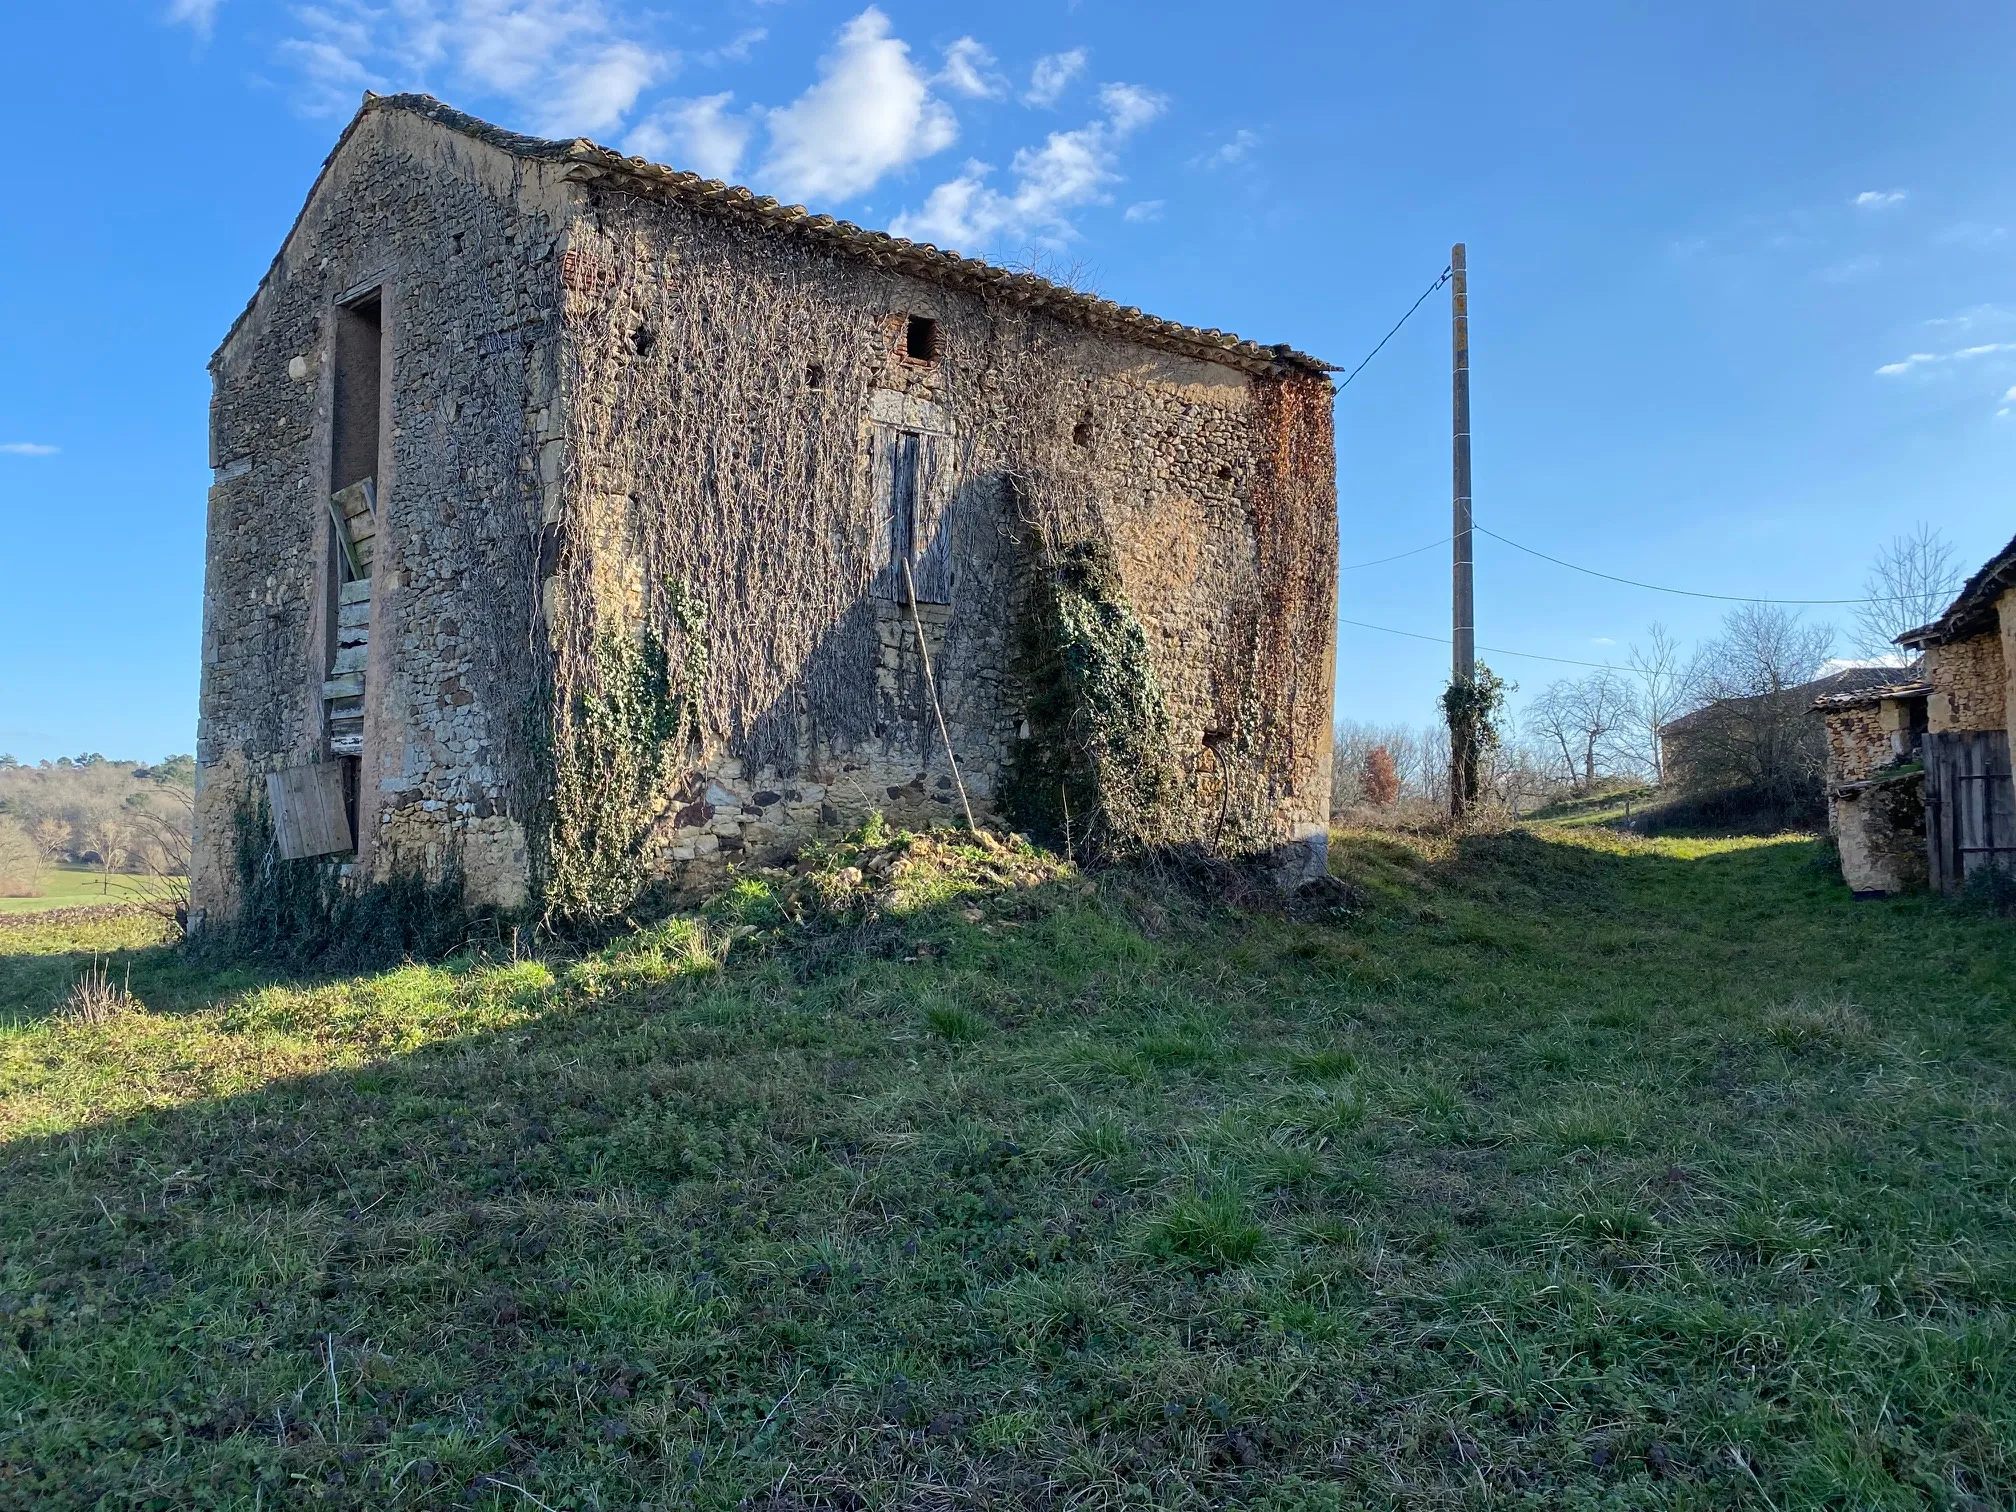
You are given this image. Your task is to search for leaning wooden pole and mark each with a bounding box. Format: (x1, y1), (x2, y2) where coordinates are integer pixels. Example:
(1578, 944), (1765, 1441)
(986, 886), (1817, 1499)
(1450, 242), (1476, 817)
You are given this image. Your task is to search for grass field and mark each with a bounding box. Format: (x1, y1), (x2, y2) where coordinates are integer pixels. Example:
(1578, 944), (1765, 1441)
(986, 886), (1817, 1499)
(0, 866), (147, 916)
(2, 824), (2013, 1509)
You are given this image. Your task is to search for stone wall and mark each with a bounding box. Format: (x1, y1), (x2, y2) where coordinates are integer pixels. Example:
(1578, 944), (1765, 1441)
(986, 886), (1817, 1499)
(1834, 773), (1928, 896)
(194, 108), (574, 917)
(1926, 632), (2005, 733)
(551, 191), (1335, 889)
(1821, 702), (1887, 787)
(196, 97), (1338, 922)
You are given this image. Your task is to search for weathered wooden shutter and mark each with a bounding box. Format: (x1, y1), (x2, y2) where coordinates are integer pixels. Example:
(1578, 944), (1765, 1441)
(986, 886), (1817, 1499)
(266, 763), (353, 860)
(909, 432), (954, 604)
(869, 428), (928, 600)
(869, 429), (898, 595)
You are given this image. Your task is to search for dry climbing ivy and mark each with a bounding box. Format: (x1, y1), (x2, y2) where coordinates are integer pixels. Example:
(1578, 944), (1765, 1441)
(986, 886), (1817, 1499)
(544, 583), (707, 923)
(998, 531), (1181, 858)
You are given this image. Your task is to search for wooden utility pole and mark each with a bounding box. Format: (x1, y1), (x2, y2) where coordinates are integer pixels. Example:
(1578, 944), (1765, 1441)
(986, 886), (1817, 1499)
(1450, 242), (1477, 816)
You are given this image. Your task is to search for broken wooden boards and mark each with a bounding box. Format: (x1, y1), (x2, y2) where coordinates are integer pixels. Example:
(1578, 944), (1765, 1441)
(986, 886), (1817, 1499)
(324, 477), (375, 758)
(266, 761), (352, 859)
(329, 478), (378, 577)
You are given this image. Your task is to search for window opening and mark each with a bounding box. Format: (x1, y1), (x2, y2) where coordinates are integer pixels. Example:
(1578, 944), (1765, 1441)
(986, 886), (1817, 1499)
(321, 290), (384, 843)
(904, 315), (938, 362)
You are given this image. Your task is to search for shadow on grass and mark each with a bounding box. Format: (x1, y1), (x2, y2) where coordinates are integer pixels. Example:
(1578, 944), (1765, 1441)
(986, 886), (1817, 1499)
(3, 826), (2014, 1508)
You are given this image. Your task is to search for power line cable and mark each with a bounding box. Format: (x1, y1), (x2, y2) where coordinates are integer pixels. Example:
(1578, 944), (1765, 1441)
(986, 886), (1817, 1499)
(1475, 525), (1958, 607)
(1333, 266), (1452, 394)
(1340, 537), (1450, 571)
(1338, 616), (1626, 673)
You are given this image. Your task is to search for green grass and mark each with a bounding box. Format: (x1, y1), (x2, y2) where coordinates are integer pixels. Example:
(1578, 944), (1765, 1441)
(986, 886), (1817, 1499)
(2, 823), (2014, 1508)
(0, 866), (151, 915)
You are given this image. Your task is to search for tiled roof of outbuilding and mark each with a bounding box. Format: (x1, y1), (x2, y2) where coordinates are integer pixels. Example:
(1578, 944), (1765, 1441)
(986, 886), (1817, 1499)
(1811, 680), (1931, 712)
(224, 92), (1335, 381)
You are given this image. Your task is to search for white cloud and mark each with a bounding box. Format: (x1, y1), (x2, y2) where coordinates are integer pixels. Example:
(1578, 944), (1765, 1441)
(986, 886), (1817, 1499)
(757, 8), (956, 203)
(625, 92), (753, 179)
(274, 0), (669, 134)
(1122, 199), (1163, 223)
(539, 42), (659, 134)
(1875, 342), (2016, 376)
(938, 37), (1002, 99)
(1024, 48), (1085, 106)
(165, 0), (222, 38)
(1925, 304), (2015, 330)
(700, 28), (765, 66)
(1098, 82), (1163, 134)
(0, 443), (59, 456)
(1201, 128), (1257, 167)
(1853, 189), (1907, 209)
(892, 83), (1165, 252)
(2005, 385), (2016, 401)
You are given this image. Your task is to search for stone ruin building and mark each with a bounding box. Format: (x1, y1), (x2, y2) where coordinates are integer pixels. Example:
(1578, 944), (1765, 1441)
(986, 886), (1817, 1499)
(191, 94), (1339, 927)
(1816, 531), (2016, 895)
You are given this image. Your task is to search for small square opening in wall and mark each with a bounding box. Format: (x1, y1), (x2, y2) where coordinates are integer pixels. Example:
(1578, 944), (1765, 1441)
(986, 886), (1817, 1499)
(904, 315), (938, 362)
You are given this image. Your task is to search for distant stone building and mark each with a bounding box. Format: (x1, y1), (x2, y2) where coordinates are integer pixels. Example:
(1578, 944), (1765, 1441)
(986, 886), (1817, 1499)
(192, 94), (1339, 925)
(1657, 664), (1903, 803)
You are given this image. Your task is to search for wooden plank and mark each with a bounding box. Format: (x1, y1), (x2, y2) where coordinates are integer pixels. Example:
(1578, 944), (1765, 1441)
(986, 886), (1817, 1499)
(333, 478), (376, 522)
(339, 578), (373, 606)
(266, 763), (352, 860)
(328, 495), (365, 580)
(330, 645), (368, 675)
(322, 672), (365, 700)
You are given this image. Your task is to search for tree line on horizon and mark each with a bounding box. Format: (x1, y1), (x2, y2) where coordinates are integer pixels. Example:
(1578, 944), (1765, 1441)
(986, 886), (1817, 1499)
(1334, 524), (1960, 824)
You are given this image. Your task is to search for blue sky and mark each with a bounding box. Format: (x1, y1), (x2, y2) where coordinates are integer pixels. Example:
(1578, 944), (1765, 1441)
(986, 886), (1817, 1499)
(2, 0), (2012, 762)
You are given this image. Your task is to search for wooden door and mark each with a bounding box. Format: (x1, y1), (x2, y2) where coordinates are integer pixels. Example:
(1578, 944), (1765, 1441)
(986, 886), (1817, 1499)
(1923, 730), (2016, 892)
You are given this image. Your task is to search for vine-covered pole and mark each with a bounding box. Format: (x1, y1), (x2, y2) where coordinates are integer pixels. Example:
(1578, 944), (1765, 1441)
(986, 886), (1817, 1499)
(1449, 241), (1477, 816)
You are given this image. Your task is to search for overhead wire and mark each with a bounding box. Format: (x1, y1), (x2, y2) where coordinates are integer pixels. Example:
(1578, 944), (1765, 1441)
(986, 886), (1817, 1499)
(1325, 260), (1953, 673)
(1333, 266), (1452, 394)
(1338, 617), (1626, 673)
(1340, 537), (1449, 572)
(1474, 525), (1955, 607)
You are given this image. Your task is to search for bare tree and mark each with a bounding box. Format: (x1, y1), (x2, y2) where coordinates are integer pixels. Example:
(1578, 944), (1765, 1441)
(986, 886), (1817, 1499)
(1856, 523), (1960, 658)
(31, 816), (69, 866)
(80, 809), (131, 896)
(1627, 623), (1689, 785)
(1671, 604), (1835, 806)
(119, 781), (195, 922)
(0, 817), (40, 898)
(1524, 670), (1636, 792)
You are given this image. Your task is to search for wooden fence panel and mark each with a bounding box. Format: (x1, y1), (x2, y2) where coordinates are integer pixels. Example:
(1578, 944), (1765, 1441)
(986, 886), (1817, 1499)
(1923, 730), (2015, 893)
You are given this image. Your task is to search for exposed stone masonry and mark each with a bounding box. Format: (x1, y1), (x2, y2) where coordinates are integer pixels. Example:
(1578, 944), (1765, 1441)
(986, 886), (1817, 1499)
(193, 93), (1338, 922)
